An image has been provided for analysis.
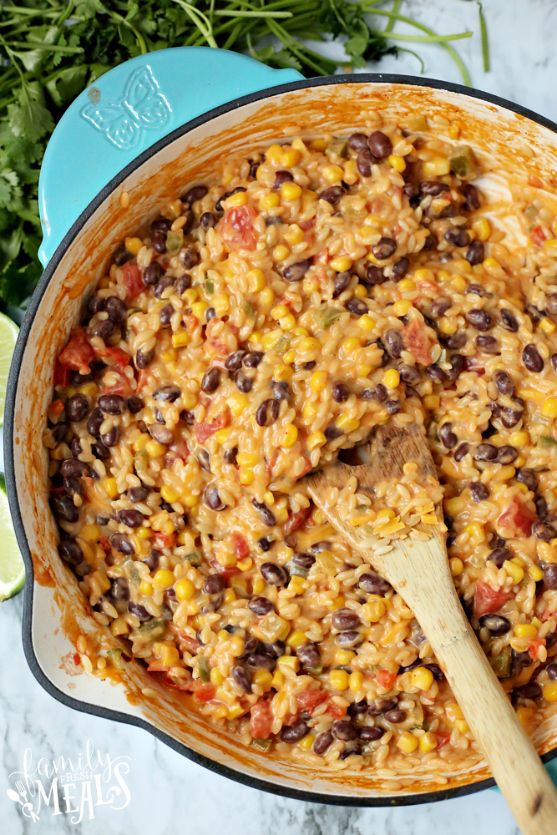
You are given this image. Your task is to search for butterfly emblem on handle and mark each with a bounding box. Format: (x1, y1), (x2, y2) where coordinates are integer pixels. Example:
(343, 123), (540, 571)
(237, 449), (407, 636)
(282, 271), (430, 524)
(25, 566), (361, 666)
(81, 65), (172, 150)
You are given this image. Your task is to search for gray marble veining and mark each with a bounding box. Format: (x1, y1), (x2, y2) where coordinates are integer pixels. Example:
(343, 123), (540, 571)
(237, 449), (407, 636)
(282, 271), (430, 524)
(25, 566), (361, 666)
(1, 1), (554, 832)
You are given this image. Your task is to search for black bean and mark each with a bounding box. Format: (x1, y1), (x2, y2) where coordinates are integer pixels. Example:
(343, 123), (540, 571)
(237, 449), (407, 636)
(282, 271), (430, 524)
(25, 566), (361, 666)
(319, 186), (345, 205)
(143, 261), (163, 286)
(420, 181), (450, 197)
(331, 381), (349, 403)
(112, 244), (132, 266)
(368, 698), (398, 716)
(128, 485), (150, 503)
(372, 237), (396, 260)
(384, 708), (406, 723)
(89, 318), (115, 341)
(313, 731), (334, 755)
(368, 130), (392, 160)
(215, 186), (246, 213)
(430, 297), (451, 319)
(381, 330), (402, 360)
(281, 721), (309, 743)
(200, 212), (217, 229)
(204, 574), (225, 594)
(332, 720), (358, 741)
(101, 426), (119, 447)
(475, 442), (498, 462)
(364, 264), (386, 287)
(296, 643), (321, 670)
(443, 332), (467, 351)
(59, 458), (89, 479)
(271, 380), (290, 402)
(244, 351), (264, 369)
(136, 347), (155, 368)
(359, 726), (385, 742)
(348, 132), (369, 152)
(532, 521), (557, 541)
(86, 407), (103, 438)
(453, 442), (470, 461)
(246, 653), (276, 671)
(522, 343), (544, 372)
(445, 227), (470, 247)
(51, 420), (68, 443)
(345, 297), (367, 317)
(59, 539), (83, 565)
(110, 533), (134, 555)
(263, 641), (285, 658)
(358, 573), (391, 596)
(487, 547), (513, 568)
(201, 367), (221, 394)
(230, 665), (251, 693)
(470, 481), (489, 502)
(332, 608), (360, 631)
(252, 499), (276, 527)
(476, 335), (499, 353)
(465, 240), (485, 265)
(391, 257), (410, 281)
(249, 596), (274, 615)
(110, 577), (129, 602)
(439, 422), (458, 449)
(425, 663), (444, 681)
(124, 398), (141, 417)
(256, 398), (280, 427)
(225, 351), (246, 371)
(547, 663), (557, 680)
(204, 486), (225, 510)
(332, 271), (352, 298)
(154, 276), (174, 298)
(496, 445), (518, 464)
(348, 700), (369, 717)
(151, 216), (172, 233)
(356, 147), (373, 177)
(385, 398), (401, 415)
(551, 353), (557, 371)
(154, 385), (181, 402)
(336, 630), (363, 648)
(182, 184), (208, 206)
(500, 308), (519, 332)
(494, 370), (515, 396)
(461, 183), (481, 210)
(325, 424), (343, 440)
(260, 562), (288, 586)
(128, 602), (151, 622)
(516, 468), (538, 491)
(151, 232), (167, 254)
(65, 394), (88, 423)
(499, 405), (524, 428)
(118, 509), (144, 528)
(544, 565), (557, 590)
(426, 365), (448, 384)
(535, 496), (549, 519)
(159, 304), (173, 327)
(93, 441), (110, 460)
(479, 614), (511, 636)
(98, 394), (126, 415)
(466, 308), (493, 331)
(223, 446), (238, 465)
(175, 274), (192, 295)
(196, 448), (211, 473)
(282, 259), (312, 282)
(466, 283), (491, 297)
(272, 170), (294, 189)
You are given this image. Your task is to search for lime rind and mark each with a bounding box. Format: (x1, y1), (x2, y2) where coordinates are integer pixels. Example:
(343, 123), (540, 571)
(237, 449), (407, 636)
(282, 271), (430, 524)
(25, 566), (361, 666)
(0, 473), (25, 600)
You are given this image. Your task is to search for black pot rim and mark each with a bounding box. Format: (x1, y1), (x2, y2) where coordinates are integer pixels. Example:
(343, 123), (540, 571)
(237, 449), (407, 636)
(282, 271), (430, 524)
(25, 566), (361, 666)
(5, 71), (557, 808)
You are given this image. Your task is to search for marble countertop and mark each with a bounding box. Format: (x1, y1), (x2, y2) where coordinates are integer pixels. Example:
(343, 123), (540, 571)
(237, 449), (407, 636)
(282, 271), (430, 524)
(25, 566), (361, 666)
(2, 1), (557, 833)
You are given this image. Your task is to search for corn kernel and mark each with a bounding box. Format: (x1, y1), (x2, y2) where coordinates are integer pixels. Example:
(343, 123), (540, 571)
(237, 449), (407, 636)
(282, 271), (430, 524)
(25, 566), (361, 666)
(214, 428), (232, 445)
(544, 238), (557, 252)
(237, 451), (258, 467)
(156, 643), (180, 667)
(483, 257), (500, 270)
(335, 649), (355, 665)
(272, 670), (284, 688)
(171, 330), (189, 348)
(516, 705), (535, 729)
(349, 671), (364, 692)
(271, 304), (289, 321)
(273, 244), (290, 262)
(239, 469), (255, 485)
(438, 317), (457, 335)
(450, 276), (467, 293)
(341, 337), (361, 355)
(302, 402), (318, 422)
(210, 668), (224, 686)
(80, 523), (100, 543)
(307, 431), (326, 450)
(125, 236), (143, 255)
(397, 731), (419, 753)
(504, 561), (525, 585)
(145, 440), (166, 458)
(540, 317), (557, 335)
(410, 666), (434, 691)
(510, 430), (530, 447)
(310, 370), (328, 393)
(419, 731), (438, 753)
(455, 719), (470, 734)
(330, 255), (353, 272)
(354, 284), (367, 299)
(175, 578), (195, 601)
(542, 396), (557, 418)
(212, 293), (230, 317)
(446, 702), (463, 723)
(343, 158), (359, 185)
(253, 669), (273, 689)
(383, 368), (400, 390)
(528, 564), (544, 582)
(281, 423), (299, 447)
(286, 630), (307, 649)
(472, 217), (491, 241)
(246, 269), (265, 294)
(101, 477), (119, 499)
(450, 557), (464, 576)
(543, 681), (557, 703)
(279, 313), (296, 332)
(227, 391), (249, 417)
(336, 414), (360, 433)
(160, 484), (180, 504)
(392, 299), (412, 317)
(277, 655), (300, 673)
(236, 558), (252, 573)
(227, 705), (245, 720)
(357, 314), (376, 332)
(260, 192), (280, 211)
(224, 190), (248, 208)
(398, 278), (416, 294)
(229, 635), (245, 657)
(329, 669), (349, 691)
(281, 147), (301, 167)
(424, 394), (440, 410)
(191, 301), (208, 320)
(280, 181), (302, 201)
(152, 569), (174, 590)
(322, 164), (344, 184)
(283, 349), (296, 365)
(514, 623), (537, 640)
(284, 224), (304, 245)
(298, 734), (315, 751)
(298, 336), (320, 353)
(388, 154), (406, 173)
(423, 157), (450, 177)
(139, 580), (153, 596)
(465, 522), (485, 544)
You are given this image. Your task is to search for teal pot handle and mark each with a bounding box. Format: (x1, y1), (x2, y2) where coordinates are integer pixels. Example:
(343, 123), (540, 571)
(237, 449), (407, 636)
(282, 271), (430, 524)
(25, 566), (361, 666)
(38, 47), (302, 266)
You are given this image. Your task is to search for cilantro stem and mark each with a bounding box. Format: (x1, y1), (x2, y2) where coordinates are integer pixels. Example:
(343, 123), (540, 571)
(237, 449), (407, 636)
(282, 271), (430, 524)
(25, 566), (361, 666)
(170, 0), (218, 48)
(213, 9), (293, 17)
(384, 0), (401, 35)
(477, 1), (490, 72)
(385, 30), (473, 44)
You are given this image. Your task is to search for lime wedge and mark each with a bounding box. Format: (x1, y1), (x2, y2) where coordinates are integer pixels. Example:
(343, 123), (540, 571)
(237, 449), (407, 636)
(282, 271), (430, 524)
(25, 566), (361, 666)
(0, 311), (18, 428)
(0, 475), (25, 600)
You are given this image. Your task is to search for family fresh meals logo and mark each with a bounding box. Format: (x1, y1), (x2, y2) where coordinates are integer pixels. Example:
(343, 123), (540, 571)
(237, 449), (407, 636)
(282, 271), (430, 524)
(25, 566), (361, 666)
(6, 738), (131, 823)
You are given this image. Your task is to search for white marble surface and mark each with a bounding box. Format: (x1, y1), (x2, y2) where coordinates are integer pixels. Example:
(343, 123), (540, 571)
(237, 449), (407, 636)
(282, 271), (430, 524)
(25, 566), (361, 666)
(1, 2), (556, 833)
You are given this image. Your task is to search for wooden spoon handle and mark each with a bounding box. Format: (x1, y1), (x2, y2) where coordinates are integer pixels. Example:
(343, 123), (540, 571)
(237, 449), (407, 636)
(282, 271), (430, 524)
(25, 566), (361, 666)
(397, 538), (557, 835)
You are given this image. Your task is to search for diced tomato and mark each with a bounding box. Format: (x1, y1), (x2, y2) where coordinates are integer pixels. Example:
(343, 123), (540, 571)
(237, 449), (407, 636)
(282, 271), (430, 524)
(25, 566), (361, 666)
(496, 496), (536, 537)
(194, 409), (231, 443)
(326, 701), (346, 720)
(299, 219), (315, 232)
(193, 682), (216, 703)
(250, 699), (273, 739)
(97, 345), (131, 369)
(153, 531), (176, 550)
(436, 730), (451, 750)
(283, 506), (312, 536)
(99, 535), (111, 553)
(58, 328), (95, 375)
(50, 399), (65, 417)
(101, 368), (133, 398)
(150, 670), (193, 692)
(147, 660), (171, 673)
(376, 669), (397, 690)
(231, 532), (249, 559)
(221, 205), (257, 250)
(53, 360), (70, 387)
(531, 225), (548, 247)
(528, 637), (546, 662)
(473, 581), (514, 618)
(122, 261), (145, 299)
(403, 319), (436, 366)
(165, 437), (190, 466)
(296, 688), (328, 714)
(209, 559), (240, 581)
(73, 653), (81, 666)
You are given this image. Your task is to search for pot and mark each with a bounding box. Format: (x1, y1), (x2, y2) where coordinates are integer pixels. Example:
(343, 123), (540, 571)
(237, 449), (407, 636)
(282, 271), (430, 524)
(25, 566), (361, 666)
(5, 46), (557, 805)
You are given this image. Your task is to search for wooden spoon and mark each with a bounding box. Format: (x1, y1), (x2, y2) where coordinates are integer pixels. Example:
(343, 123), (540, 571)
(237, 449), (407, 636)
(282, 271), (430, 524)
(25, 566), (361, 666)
(307, 422), (557, 835)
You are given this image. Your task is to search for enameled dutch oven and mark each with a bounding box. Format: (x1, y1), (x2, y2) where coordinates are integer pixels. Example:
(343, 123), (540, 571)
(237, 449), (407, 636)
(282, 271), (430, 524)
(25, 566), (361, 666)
(5, 46), (557, 805)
